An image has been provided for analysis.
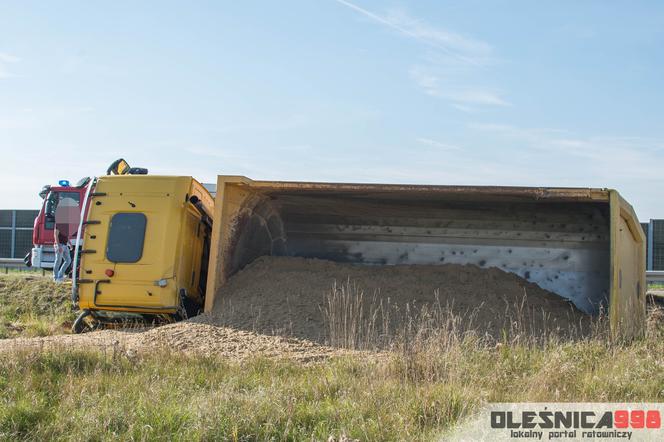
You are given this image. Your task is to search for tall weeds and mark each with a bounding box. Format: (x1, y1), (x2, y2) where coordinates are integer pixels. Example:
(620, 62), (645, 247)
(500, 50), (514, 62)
(321, 279), (606, 352)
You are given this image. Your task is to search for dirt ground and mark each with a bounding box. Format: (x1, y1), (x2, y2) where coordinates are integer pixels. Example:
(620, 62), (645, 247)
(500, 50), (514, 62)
(0, 323), (348, 362)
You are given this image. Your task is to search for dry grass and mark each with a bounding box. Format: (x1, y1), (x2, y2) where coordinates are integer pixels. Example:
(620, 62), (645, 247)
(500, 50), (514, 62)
(1, 312), (663, 441)
(0, 274), (75, 339)
(1, 273), (663, 440)
(320, 279), (599, 351)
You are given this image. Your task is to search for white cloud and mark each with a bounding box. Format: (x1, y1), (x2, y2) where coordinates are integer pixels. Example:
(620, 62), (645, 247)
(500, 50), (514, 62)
(0, 52), (19, 79)
(416, 137), (462, 151)
(385, 10), (490, 59)
(467, 122), (566, 139)
(410, 66), (510, 106)
(334, 0), (490, 66)
(409, 66), (509, 108)
(0, 53), (19, 63)
(185, 144), (312, 160)
(448, 90), (510, 107)
(334, 0), (490, 65)
(468, 122), (664, 181)
(0, 106), (97, 133)
(333, 1), (507, 110)
(216, 114), (310, 133)
(408, 65), (439, 96)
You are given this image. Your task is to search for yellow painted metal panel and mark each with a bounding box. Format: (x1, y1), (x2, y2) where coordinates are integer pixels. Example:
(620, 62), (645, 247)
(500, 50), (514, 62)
(204, 176), (253, 312)
(609, 190), (647, 338)
(78, 175), (213, 314)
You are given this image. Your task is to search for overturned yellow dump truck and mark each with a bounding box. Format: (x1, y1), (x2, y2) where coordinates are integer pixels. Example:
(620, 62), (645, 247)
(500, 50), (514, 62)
(205, 177), (646, 339)
(72, 174), (213, 332)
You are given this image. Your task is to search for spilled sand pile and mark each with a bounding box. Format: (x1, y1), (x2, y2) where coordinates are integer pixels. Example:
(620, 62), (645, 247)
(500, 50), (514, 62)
(0, 324), (346, 362)
(0, 256), (589, 359)
(196, 256), (589, 344)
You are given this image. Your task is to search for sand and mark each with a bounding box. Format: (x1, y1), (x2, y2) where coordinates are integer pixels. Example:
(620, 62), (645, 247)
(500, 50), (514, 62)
(197, 256), (589, 343)
(0, 324), (347, 362)
(0, 256), (590, 358)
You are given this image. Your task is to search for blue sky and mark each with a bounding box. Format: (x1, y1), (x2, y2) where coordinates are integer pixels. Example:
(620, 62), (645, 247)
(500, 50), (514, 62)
(1, 1), (663, 219)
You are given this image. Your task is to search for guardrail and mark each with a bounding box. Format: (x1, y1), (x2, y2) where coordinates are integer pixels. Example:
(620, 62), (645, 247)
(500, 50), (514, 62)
(0, 258), (25, 268)
(647, 271), (664, 284)
(0, 257), (46, 274)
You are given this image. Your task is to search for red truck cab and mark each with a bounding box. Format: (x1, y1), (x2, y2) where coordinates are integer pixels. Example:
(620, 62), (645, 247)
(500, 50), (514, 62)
(29, 178), (90, 269)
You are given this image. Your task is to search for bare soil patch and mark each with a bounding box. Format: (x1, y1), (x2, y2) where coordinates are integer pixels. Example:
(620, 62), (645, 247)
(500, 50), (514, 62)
(0, 324), (346, 362)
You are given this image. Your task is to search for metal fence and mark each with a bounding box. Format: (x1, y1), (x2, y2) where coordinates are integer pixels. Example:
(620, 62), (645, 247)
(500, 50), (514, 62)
(0, 209), (38, 260)
(648, 219), (664, 271)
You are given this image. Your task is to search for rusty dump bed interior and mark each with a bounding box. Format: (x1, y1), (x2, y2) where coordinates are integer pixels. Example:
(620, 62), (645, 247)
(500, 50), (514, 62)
(206, 178), (646, 336)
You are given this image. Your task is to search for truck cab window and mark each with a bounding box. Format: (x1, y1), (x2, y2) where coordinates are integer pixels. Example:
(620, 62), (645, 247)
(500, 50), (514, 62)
(106, 213), (147, 263)
(44, 193), (58, 229)
(59, 192), (81, 207)
(45, 191), (81, 230)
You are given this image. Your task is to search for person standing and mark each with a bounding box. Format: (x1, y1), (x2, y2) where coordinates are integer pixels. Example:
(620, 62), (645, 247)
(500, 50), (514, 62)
(52, 192), (80, 282)
(53, 224), (72, 282)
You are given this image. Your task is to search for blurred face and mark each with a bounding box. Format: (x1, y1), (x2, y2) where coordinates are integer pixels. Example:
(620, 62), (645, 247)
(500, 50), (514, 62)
(54, 193), (80, 229)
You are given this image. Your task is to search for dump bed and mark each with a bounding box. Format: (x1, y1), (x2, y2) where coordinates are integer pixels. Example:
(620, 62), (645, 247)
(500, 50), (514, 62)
(205, 177), (646, 339)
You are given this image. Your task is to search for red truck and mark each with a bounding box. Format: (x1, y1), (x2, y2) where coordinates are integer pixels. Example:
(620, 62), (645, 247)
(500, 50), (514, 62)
(27, 177), (91, 270)
(26, 159), (147, 272)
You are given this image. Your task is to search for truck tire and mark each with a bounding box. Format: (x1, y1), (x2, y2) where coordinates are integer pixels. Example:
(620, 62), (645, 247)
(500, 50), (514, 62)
(176, 289), (202, 320)
(72, 310), (95, 334)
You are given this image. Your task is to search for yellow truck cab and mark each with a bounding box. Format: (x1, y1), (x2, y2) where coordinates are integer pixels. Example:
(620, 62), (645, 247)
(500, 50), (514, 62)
(72, 172), (213, 332)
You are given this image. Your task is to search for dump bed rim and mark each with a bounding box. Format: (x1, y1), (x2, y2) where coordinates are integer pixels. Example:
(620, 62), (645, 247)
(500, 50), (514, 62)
(219, 176), (611, 202)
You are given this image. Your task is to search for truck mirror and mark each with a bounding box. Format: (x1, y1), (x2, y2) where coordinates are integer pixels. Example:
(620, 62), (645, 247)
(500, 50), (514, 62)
(44, 193), (57, 218)
(39, 185), (51, 199)
(107, 158), (131, 175)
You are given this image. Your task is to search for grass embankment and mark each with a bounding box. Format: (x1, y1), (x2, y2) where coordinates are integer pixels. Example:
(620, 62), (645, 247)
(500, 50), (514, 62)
(0, 274), (664, 440)
(0, 274), (74, 339)
(2, 331), (664, 441)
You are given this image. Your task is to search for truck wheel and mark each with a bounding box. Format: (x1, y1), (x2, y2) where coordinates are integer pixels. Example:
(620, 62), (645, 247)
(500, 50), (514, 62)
(72, 310), (95, 334)
(176, 289), (202, 320)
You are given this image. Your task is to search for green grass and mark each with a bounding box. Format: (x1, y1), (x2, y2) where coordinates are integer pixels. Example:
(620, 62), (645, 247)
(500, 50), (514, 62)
(0, 274), (75, 339)
(1, 273), (664, 440)
(1, 319), (664, 441)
